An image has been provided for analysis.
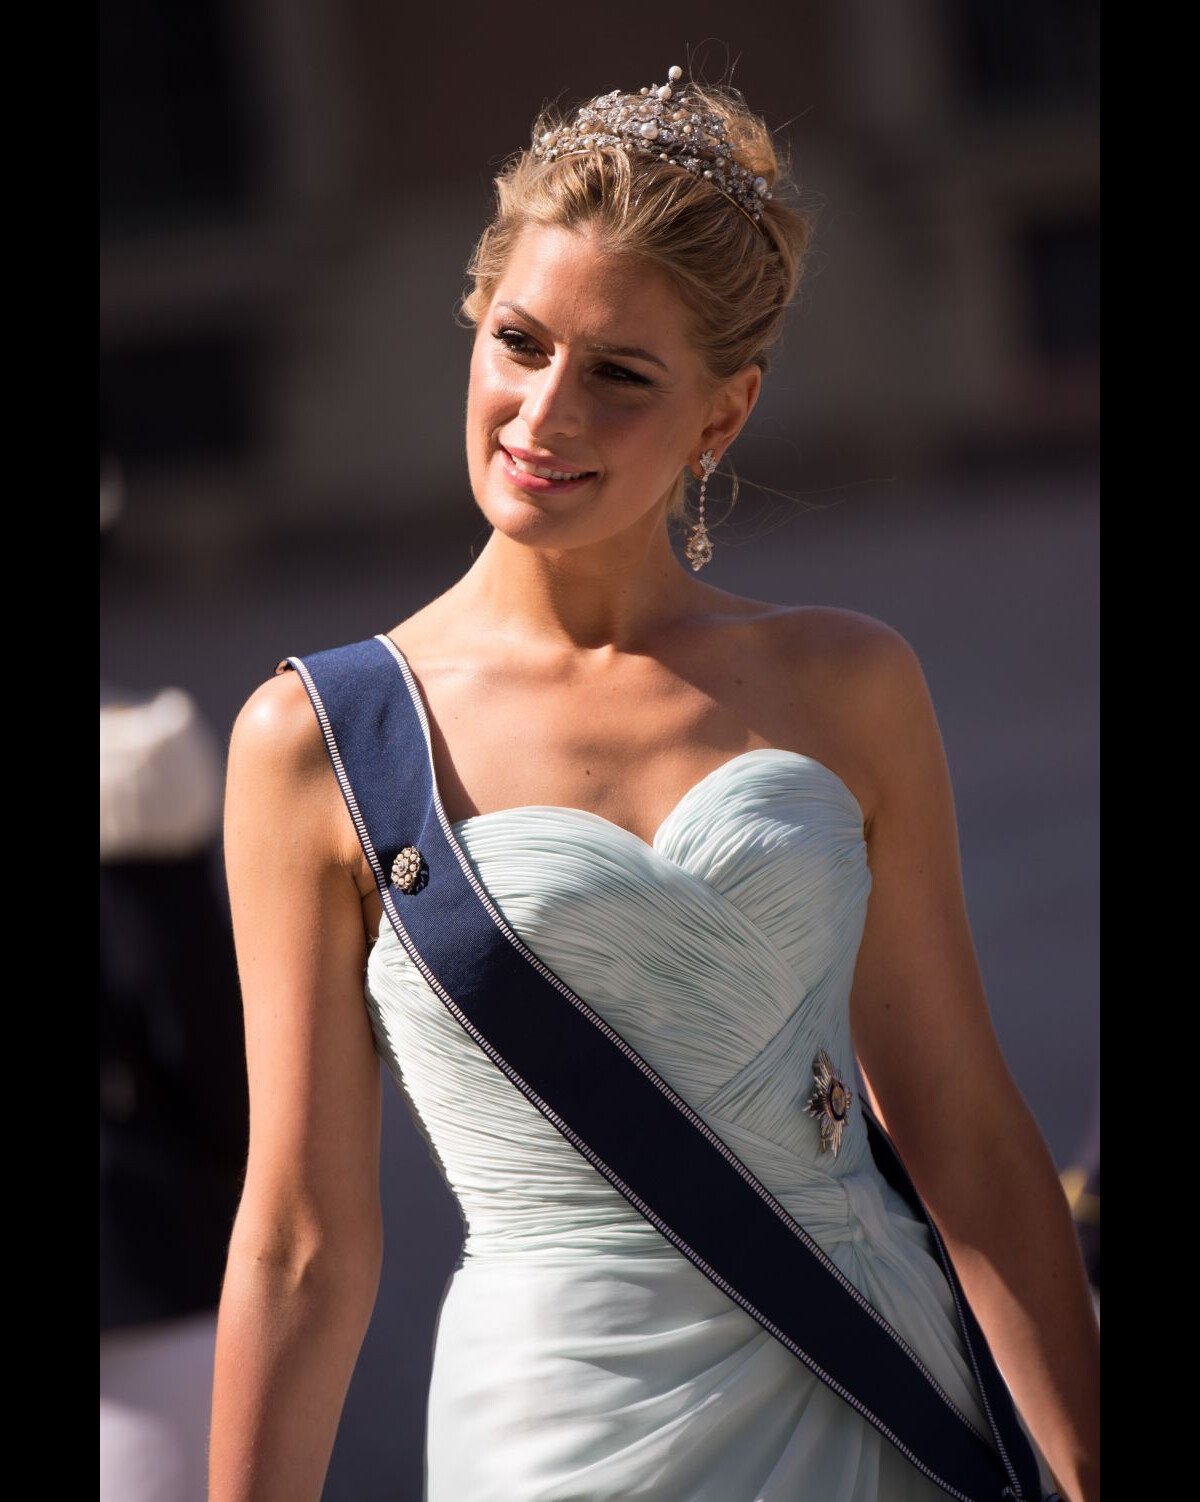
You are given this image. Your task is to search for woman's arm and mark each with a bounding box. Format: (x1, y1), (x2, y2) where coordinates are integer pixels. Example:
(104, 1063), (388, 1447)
(844, 622), (1100, 1502)
(209, 672), (385, 1502)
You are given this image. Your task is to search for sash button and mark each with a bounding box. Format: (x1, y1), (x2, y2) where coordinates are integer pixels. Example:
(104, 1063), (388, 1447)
(391, 845), (426, 893)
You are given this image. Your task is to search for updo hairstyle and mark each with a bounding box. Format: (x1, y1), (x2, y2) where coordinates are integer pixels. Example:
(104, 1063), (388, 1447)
(459, 71), (816, 521)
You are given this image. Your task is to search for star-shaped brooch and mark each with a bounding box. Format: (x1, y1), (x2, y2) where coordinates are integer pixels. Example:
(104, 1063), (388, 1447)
(804, 1048), (853, 1157)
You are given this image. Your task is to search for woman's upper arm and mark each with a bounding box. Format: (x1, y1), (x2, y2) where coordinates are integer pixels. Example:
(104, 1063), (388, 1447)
(223, 669), (383, 1275)
(847, 624), (1027, 1204)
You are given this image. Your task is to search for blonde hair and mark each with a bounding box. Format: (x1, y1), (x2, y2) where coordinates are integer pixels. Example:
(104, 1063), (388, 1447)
(459, 74), (816, 522)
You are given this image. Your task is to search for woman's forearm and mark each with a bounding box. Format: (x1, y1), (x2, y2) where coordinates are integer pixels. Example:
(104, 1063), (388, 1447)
(925, 1104), (1100, 1502)
(208, 1233), (381, 1502)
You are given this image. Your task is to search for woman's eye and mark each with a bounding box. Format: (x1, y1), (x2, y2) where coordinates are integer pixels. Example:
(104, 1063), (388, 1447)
(600, 364), (644, 385)
(494, 328), (538, 356)
(491, 328), (647, 386)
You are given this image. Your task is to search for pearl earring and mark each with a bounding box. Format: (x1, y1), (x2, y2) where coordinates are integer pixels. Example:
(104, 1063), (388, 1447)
(685, 449), (718, 571)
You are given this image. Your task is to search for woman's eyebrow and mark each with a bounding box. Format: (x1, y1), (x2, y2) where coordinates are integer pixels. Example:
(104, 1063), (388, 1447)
(495, 301), (670, 371)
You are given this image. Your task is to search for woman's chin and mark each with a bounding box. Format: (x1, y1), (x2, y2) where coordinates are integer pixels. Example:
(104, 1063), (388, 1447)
(484, 505), (584, 546)
(485, 479), (593, 526)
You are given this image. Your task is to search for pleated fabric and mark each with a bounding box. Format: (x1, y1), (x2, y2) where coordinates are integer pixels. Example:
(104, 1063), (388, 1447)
(363, 749), (1037, 1500)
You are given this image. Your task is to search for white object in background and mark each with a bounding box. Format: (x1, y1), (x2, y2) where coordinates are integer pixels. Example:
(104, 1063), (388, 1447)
(99, 1309), (218, 1502)
(100, 688), (224, 862)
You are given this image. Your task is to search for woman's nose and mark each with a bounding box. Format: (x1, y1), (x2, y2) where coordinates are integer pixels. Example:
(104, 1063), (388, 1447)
(520, 357), (583, 438)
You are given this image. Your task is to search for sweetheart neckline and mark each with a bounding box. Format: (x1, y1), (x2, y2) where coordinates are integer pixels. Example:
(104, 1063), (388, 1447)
(450, 746), (864, 853)
(376, 634), (867, 858)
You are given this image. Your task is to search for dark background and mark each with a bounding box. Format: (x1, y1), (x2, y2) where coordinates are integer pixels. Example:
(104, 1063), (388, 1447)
(101, 5), (1098, 1496)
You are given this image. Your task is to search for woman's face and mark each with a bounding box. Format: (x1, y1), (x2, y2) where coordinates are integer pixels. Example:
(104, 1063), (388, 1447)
(466, 222), (728, 555)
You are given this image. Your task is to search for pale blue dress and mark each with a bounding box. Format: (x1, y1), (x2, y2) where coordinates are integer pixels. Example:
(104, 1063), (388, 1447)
(363, 749), (1051, 1500)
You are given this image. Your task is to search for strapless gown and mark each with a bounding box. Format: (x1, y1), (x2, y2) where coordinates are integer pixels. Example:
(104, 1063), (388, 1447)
(362, 749), (1048, 1500)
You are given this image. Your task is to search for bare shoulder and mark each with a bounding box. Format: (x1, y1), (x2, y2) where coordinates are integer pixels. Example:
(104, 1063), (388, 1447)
(770, 604), (915, 673)
(763, 606), (933, 827)
(770, 605), (927, 714)
(226, 666), (364, 880)
(228, 667), (332, 796)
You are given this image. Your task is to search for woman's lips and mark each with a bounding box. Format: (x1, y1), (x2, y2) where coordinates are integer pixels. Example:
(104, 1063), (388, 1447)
(499, 447), (597, 494)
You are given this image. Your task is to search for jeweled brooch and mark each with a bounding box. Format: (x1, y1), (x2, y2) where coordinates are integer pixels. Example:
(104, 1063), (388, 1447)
(390, 844), (427, 894)
(805, 1048), (853, 1157)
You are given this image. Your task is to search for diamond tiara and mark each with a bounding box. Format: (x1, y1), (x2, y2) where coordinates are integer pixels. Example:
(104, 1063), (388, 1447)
(529, 63), (773, 236)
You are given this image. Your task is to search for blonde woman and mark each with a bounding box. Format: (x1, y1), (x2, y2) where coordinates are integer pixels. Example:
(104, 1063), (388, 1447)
(210, 61), (1099, 1502)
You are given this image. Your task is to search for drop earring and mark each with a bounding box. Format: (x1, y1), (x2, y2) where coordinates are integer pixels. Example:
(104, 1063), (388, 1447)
(685, 449), (717, 571)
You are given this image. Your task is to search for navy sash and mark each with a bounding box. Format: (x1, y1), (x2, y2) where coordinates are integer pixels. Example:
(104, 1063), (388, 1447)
(277, 634), (1056, 1502)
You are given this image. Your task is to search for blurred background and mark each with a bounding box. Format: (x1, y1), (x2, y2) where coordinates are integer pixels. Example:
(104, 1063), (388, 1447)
(100, 4), (1099, 1497)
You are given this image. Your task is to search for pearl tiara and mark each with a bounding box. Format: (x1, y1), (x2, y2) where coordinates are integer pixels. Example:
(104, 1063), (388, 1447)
(529, 63), (773, 236)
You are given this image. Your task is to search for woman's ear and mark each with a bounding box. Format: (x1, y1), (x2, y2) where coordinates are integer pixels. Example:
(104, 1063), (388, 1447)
(697, 364), (762, 462)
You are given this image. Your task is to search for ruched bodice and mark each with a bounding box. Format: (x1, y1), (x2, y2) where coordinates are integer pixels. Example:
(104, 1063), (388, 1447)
(362, 749), (1035, 1500)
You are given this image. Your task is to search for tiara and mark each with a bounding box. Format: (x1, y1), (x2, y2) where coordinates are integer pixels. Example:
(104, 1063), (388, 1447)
(529, 63), (773, 236)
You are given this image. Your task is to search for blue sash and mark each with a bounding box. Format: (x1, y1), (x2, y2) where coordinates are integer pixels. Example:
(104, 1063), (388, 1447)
(277, 634), (1057, 1502)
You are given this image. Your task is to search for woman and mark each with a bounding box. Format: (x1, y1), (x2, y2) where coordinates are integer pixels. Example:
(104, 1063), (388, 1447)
(210, 64), (1100, 1502)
